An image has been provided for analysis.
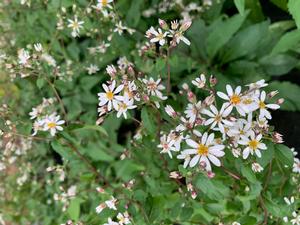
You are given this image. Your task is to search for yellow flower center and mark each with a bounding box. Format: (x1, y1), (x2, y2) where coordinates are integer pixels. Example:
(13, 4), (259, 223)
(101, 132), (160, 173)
(215, 114), (222, 122)
(259, 101), (266, 109)
(47, 122), (56, 129)
(102, 0), (108, 6)
(106, 91), (114, 100)
(148, 82), (157, 90)
(230, 94), (241, 105)
(197, 144), (209, 156)
(248, 140), (259, 150)
(157, 33), (164, 40)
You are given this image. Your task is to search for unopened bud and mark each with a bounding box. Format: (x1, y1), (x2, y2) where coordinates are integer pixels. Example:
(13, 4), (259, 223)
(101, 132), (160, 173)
(277, 98), (284, 105)
(127, 66), (135, 76)
(169, 171), (182, 179)
(268, 90), (279, 98)
(180, 21), (192, 31)
(143, 95), (150, 102)
(199, 160), (206, 169)
(272, 132), (284, 143)
(182, 83), (189, 90)
(187, 91), (196, 103)
(165, 105), (177, 118)
(158, 18), (169, 30)
(96, 187), (105, 193)
(191, 191), (197, 199)
(207, 171), (215, 179)
(209, 75), (217, 86)
(203, 95), (215, 106)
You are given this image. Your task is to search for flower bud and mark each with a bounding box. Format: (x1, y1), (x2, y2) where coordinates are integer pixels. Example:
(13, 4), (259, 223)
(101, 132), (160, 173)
(191, 191), (197, 199)
(203, 95), (215, 106)
(169, 171), (182, 179)
(165, 105), (177, 118)
(199, 160), (206, 169)
(272, 132), (284, 143)
(171, 20), (179, 30)
(209, 75), (217, 86)
(158, 18), (169, 30)
(268, 90), (279, 98)
(182, 83), (189, 90)
(207, 171), (215, 179)
(277, 98), (284, 105)
(180, 20), (192, 31)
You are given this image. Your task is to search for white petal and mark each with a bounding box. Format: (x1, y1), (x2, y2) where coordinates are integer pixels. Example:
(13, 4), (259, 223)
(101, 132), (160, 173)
(206, 133), (214, 145)
(217, 92), (229, 100)
(226, 85), (233, 96)
(186, 139), (198, 148)
(189, 155), (200, 167)
(266, 104), (280, 110)
(201, 132), (208, 144)
(208, 154), (221, 167)
(243, 148), (250, 159)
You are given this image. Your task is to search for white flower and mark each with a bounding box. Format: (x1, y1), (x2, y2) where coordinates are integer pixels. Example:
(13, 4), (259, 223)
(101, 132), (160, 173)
(67, 16), (84, 37)
(105, 196), (117, 210)
(238, 133), (267, 159)
(177, 150), (191, 168)
(246, 79), (268, 90)
(202, 103), (233, 133)
(251, 162), (263, 173)
(157, 134), (177, 158)
(116, 96), (137, 119)
(43, 114), (65, 136)
(283, 216), (289, 223)
(184, 101), (202, 123)
(293, 158), (300, 173)
(168, 130), (184, 151)
(183, 132), (225, 171)
(86, 64), (99, 75)
(148, 27), (168, 46)
(104, 218), (119, 225)
(255, 91), (280, 119)
(117, 212), (131, 225)
(171, 30), (190, 45)
(231, 148), (241, 158)
(142, 77), (167, 100)
(40, 53), (56, 66)
(165, 105), (177, 118)
(114, 21), (126, 35)
(217, 85), (249, 116)
(284, 196), (295, 205)
(98, 80), (124, 111)
(192, 74), (206, 88)
(97, 0), (113, 9)
(96, 203), (106, 214)
(18, 48), (30, 65)
(291, 211), (300, 225)
(106, 65), (117, 77)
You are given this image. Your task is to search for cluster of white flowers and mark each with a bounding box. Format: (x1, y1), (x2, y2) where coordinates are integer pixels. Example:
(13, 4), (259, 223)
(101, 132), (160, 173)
(282, 196), (300, 225)
(146, 19), (192, 47)
(29, 98), (65, 136)
(94, 190), (131, 225)
(53, 185), (77, 212)
(159, 76), (283, 173)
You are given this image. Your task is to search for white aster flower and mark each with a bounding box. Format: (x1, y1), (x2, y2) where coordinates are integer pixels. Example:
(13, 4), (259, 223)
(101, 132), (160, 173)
(246, 79), (268, 90)
(170, 30), (190, 45)
(184, 101), (202, 123)
(251, 162), (263, 173)
(148, 27), (168, 46)
(116, 96), (137, 119)
(67, 16), (84, 37)
(255, 91), (280, 119)
(104, 218), (119, 225)
(202, 103), (233, 133)
(238, 132), (267, 159)
(97, 0), (113, 9)
(43, 114), (65, 136)
(34, 43), (43, 52)
(217, 85), (249, 116)
(192, 74), (206, 88)
(291, 211), (300, 225)
(98, 80), (124, 111)
(117, 212), (131, 225)
(86, 64), (99, 75)
(157, 134), (176, 158)
(183, 132), (225, 171)
(177, 150), (191, 168)
(95, 203), (106, 214)
(18, 48), (30, 65)
(142, 77), (167, 100)
(293, 158), (300, 174)
(105, 196), (117, 210)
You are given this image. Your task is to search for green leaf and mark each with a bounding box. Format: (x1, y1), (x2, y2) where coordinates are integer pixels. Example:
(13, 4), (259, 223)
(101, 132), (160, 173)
(222, 21), (269, 63)
(257, 141), (274, 167)
(36, 78), (45, 89)
(126, 0), (143, 27)
(72, 125), (108, 136)
(114, 160), (145, 181)
(271, 29), (300, 54)
(288, 0), (300, 29)
(67, 198), (83, 221)
(155, 58), (165, 72)
(241, 164), (257, 183)
(51, 140), (74, 160)
(206, 12), (248, 59)
(234, 0), (245, 15)
(259, 54), (298, 76)
(271, 0), (288, 11)
(275, 144), (294, 168)
(141, 107), (156, 135)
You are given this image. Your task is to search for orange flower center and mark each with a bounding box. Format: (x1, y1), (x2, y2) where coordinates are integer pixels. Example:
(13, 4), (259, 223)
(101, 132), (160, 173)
(259, 101), (266, 109)
(230, 94), (241, 105)
(197, 144), (209, 156)
(248, 140), (259, 150)
(106, 91), (114, 100)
